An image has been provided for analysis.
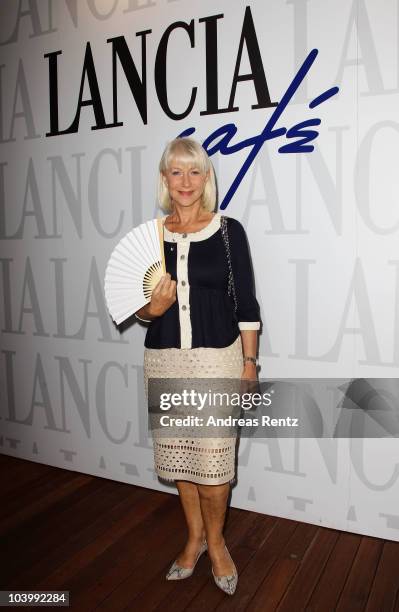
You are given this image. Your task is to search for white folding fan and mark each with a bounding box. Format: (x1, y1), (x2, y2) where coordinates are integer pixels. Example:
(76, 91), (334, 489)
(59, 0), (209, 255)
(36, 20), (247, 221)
(104, 218), (166, 325)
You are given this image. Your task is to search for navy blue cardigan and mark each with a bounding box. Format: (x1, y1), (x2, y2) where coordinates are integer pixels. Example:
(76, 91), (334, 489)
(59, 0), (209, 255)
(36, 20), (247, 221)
(135, 213), (261, 349)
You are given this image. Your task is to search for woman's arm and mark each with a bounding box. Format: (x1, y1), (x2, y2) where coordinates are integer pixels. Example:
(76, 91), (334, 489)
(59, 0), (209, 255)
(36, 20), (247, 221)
(240, 329), (259, 380)
(134, 303), (158, 322)
(227, 218), (261, 379)
(134, 273), (177, 323)
(228, 218), (261, 331)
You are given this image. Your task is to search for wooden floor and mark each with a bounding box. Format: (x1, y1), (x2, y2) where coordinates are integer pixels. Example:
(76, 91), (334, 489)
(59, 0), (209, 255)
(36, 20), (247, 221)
(1, 454), (399, 612)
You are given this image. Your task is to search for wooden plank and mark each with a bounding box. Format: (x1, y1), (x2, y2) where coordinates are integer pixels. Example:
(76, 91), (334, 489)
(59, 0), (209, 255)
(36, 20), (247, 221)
(3, 478), (104, 584)
(247, 521), (319, 612)
(7, 485), (149, 589)
(336, 537), (384, 611)
(32, 491), (172, 591)
(268, 526), (340, 611)
(365, 541), (399, 612)
(47, 496), (178, 610)
(0, 473), (92, 536)
(4, 478), (128, 585)
(307, 530), (361, 612)
(0, 467), (78, 522)
(0, 457), (55, 495)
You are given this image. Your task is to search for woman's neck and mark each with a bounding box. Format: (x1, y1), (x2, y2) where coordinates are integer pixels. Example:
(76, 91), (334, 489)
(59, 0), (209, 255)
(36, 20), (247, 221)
(168, 204), (212, 228)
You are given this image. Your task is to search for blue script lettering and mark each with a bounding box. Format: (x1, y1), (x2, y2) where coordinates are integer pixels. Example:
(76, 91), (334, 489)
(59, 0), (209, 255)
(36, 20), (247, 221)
(178, 49), (339, 210)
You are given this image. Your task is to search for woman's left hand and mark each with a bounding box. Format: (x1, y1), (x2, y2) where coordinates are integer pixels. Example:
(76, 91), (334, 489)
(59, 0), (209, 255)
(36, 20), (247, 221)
(240, 363), (260, 397)
(241, 363), (258, 381)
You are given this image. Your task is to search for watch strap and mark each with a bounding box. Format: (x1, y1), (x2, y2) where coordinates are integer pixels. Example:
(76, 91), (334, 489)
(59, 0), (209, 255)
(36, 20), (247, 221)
(243, 356), (257, 366)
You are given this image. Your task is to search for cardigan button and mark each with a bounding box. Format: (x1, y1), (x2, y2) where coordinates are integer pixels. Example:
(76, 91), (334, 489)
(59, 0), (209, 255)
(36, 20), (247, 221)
(181, 280), (186, 286)
(182, 305), (187, 310)
(180, 254), (185, 260)
(182, 233), (187, 238)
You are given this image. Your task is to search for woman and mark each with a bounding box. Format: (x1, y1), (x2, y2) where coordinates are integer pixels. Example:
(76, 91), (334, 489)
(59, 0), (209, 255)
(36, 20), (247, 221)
(135, 137), (261, 596)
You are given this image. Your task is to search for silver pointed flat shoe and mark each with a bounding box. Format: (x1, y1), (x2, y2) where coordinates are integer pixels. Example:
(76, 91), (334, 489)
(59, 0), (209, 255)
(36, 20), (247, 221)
(165, 540), (207, 580)
(211, 545), (238, 596)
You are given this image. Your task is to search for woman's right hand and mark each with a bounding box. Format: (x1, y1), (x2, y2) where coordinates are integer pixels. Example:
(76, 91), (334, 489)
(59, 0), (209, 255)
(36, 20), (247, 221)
(147, 273), (177, 317)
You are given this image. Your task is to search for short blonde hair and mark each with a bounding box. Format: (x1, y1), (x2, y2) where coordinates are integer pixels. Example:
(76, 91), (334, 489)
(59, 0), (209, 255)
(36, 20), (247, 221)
(157, 137), (217, 213)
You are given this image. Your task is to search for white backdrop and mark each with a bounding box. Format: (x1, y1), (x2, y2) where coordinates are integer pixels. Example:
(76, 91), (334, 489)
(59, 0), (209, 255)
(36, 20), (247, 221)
(1, 0), (399, 541)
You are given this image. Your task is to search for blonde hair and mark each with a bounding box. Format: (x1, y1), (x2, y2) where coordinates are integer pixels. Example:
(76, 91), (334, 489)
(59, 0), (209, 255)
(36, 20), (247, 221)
(157, 137), (217, 213)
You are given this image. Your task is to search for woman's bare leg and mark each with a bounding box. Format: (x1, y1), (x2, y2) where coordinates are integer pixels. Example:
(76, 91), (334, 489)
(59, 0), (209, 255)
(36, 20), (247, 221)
(197, 482), (236, 576)
(174, 480), (206, 567)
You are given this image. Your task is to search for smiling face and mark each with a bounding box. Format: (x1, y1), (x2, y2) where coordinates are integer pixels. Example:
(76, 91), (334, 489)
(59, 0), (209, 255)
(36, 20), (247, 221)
(163, 160), (209, 210)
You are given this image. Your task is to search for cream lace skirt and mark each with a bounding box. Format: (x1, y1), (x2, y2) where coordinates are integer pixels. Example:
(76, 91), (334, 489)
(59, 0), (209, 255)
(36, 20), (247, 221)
(143, 335), (243, 485)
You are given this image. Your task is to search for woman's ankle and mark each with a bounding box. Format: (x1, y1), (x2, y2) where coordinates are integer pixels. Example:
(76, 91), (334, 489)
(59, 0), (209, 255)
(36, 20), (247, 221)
(187, 531), (206, 545)
(206, 536), (226, 551)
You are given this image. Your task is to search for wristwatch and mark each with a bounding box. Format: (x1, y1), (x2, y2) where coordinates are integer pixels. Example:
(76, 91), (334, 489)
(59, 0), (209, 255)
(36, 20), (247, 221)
(243, 356), (257, 366)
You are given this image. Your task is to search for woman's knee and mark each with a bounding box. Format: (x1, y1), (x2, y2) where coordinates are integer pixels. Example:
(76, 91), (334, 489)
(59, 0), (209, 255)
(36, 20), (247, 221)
(176, 480), (200, 497)
(197, 482), (230, 501)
